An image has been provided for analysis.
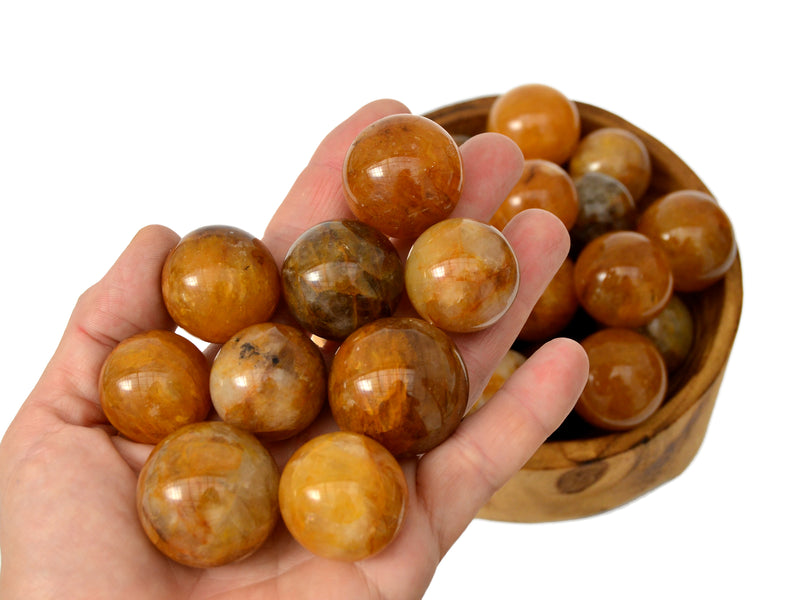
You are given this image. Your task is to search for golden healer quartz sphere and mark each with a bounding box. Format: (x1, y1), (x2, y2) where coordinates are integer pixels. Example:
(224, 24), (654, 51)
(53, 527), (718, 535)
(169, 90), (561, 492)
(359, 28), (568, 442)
(161, 225), (281, 343)
(342, 113), (463, 239)
(405, 218), (519, 333)
(328, 317), (469, 457)
(279, 431), (408, 562)
(488, 83), (580, 164)
(209, 322), (327, 440)
(136, 422), (280, 568)
(99, 330), (211, 444)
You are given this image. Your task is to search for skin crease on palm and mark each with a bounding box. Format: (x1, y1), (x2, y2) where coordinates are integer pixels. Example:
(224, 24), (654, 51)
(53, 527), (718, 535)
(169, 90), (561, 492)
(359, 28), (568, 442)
(0, 99), (589, 600)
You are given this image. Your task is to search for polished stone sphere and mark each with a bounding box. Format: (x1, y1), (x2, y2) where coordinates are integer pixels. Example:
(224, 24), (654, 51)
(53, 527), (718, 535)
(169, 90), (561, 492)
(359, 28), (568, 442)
(639, 294), (695, 373)
(576, 328), (667, 431)
(490, 159), (579, 232)
(281, 220), (404, 341)
(99, 330), (211, 444)
(161, 225), (281, 343)
(343, 113), (463, 239)
(570, 172), (637, 252)
(519, 257), (579, 342)
(637, 190), (737, 292)
(328, 317), (469, 457)
(569, 127), (652, 203)
(279, 431), (408, 562)
(209, 322), (327, 440)
(574, 231), (673, 328)
(487, 83), (580, 164)
(405, 218), (519, 333)
(137, 422), (280, 568)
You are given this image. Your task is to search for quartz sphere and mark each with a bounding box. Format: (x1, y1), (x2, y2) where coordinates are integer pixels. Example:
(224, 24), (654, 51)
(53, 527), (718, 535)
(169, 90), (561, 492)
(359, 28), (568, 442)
(570, 172), (637, 252)
(281, 220), (404, 340)
(639, 294), (695, 374)
(405, 218), (519, 333)
(577, 328), (667, 431)
(466, 349), (526, 416)
(574, 231), (673, 328)
(637, 190), (737, 292)
(487, 83), (580, 164)
(209, 322), (327, 440)
(279, 431), (408, 562)
(519, 257), (579, 341)
(328, 317), (469, 457)
(569, 127), (652, 202)
(489, 159), (579, 231)
(99, 330), (210, 444)
(343, 113), (463, 239)
(161, 225), (281, 343)
(137, 422), (280, 568)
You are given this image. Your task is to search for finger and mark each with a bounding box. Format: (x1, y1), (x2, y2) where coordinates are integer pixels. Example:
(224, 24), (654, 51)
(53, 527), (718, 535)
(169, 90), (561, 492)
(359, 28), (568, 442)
(450, 132), (524, 222)
(263, 99), (410, 263)
(31, 225), (179, 426)
(419, 336), (589, 555)
(450, 208), (572, 408)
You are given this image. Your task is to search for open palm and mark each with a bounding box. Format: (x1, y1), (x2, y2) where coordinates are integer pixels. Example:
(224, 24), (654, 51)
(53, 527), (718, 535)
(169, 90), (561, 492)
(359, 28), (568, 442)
(0, 99), (588, 600)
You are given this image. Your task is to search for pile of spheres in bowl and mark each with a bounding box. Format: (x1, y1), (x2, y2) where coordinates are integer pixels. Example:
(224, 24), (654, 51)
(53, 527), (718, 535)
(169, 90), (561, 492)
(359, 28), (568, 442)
(427, 83), (742, 522)
(98, 110), (523, 567)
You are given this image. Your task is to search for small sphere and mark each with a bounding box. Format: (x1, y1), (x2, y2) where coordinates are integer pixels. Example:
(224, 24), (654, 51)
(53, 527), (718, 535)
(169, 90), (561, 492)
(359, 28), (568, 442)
(281, 220), (404, 340)
(639, 294), (695, 373)
(574, 231), (674, 328)
(137, 422), (280, 568)
(467, 349), (526, 416)
(487, 83), (580, 164)
(489, 159), (579, 231)
(343, 113), (463, 239)
(209, 323), (327, 440)
(405, 218), (519, 333)
(99, 330), (210, 444)
(577, 328), (667, 431)
(161, 225), (280, 343)
(570, 172), (637, 251)
(519, 257), (579, 342)
(569, 127), (652, 202)
(279, 431), (408, 562)
(637, 190), (737, 292)
(328, 317), (469, 457)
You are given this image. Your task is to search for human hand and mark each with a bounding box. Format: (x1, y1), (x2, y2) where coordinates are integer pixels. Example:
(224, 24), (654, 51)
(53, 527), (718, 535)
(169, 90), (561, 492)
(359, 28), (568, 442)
(0, 99), (588, 600)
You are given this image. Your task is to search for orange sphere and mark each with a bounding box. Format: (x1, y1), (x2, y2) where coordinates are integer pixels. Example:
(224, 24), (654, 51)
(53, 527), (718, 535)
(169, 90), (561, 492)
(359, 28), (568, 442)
(161, 225), (281, 343)
(279, 431), (408, 561)
(343, 113), (463, 239)
(99, 330), (211, 444)
(569, 127), (652, 202)
(328, 317), (469, 457)
(637, 190), (737, 292)
(209, 323), (327, 440)
(519, 257), (579, 341)
(490, 159), (579, 231)
(574, 231), (673, 328)
(405, 218), (519, 333)
(577, 328), (667, 431)
(639, 294), (695, 373)
(488, 84), (580, 164)
(137, 422), (280, 568)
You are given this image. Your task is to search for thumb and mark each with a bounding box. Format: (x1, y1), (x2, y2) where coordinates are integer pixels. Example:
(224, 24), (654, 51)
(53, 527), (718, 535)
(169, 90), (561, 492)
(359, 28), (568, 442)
(30, 224), (180, 428)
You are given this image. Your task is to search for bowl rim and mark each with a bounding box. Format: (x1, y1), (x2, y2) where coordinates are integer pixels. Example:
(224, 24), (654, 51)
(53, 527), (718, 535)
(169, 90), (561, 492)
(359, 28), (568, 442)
(425, 95), (744, 470)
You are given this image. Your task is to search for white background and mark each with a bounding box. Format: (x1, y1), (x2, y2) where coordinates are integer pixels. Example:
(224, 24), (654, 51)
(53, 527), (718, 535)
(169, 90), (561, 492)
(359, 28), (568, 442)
(1, 1), (797, 598)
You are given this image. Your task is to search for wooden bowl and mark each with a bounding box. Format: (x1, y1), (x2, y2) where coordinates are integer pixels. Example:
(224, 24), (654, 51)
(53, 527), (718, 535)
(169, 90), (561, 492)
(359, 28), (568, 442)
(424, 96), (743, 522)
